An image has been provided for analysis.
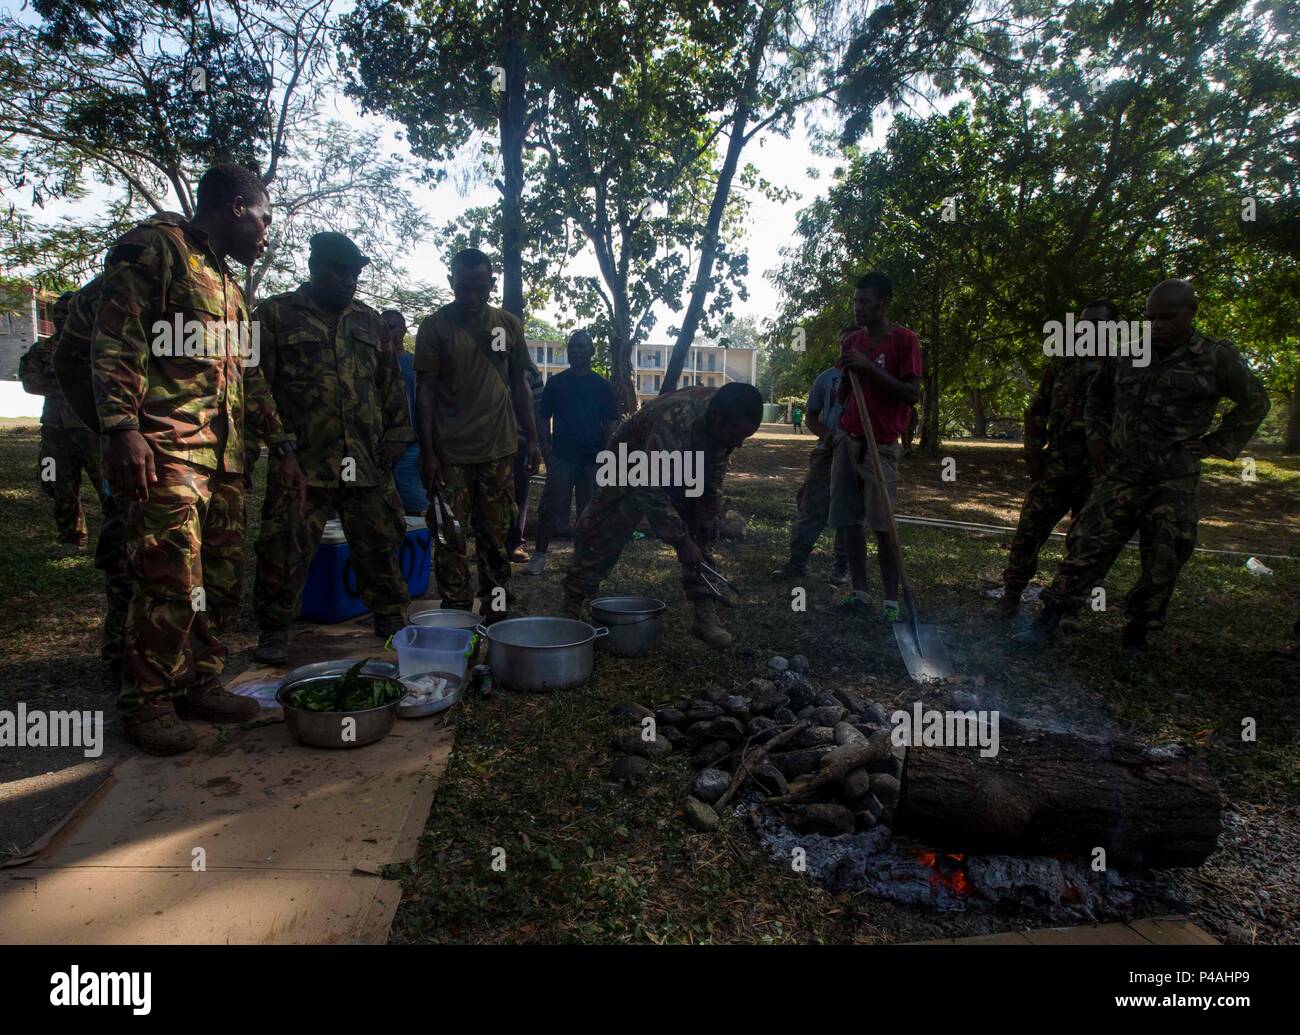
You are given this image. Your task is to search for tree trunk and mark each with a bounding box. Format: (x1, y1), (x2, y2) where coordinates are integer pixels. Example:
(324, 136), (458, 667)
(896, 719), (1222, 869)
(609, 302), (637, 415)
(1284, 379), (1299, 454)
(969, 385), (988, 437)
(498, 37), (527, 320)
(660, 4), (776, 396)
(921, 279), (941, 454)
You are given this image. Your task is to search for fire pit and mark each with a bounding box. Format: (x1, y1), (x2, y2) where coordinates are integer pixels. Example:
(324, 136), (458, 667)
(607, 651), (1220, 921)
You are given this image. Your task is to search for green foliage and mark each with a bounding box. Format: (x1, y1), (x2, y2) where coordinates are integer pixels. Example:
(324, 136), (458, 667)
(773, 0), (1300, 438)
(1, 1), (431, 300)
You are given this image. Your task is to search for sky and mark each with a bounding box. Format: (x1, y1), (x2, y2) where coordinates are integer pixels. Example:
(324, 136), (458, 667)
(2, 5), (895, 415)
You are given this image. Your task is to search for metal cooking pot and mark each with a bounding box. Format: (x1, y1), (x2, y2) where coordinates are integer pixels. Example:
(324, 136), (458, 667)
(478, 617), (608, 692)
(589, 596), (666, 657)
(405, 604), (482, 631)
(276, 659), (402, 748)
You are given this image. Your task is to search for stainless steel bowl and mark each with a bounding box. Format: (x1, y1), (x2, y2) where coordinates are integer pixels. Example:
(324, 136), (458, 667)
(479, 617), (608, 692)
(590, 596), (667, 657)
(276, 659), (403, 748)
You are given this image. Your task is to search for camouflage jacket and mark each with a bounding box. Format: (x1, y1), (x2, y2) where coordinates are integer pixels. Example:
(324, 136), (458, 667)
(91, 214), (290, 473)
(53, 275), (108, 432)
(1023, 356), (1103, 457)
(1085, 329), (1270, 483)
(604, 386), (730, 546)
(253, 284), (414, 488)
(19, 334), (84, 428)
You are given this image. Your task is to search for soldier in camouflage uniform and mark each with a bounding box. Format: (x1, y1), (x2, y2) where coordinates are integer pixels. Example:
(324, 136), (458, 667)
(561, 383), (764, 649)
(93, 165), (307, 755)
(415, 249), (541, 619)
(19, 292), (108, 556)
(997, 301), (1115, 618)
(1019, 280), (1270, 650)
(252, 232), (415, 663)
(771, 365), (848, 584)
(47, 276), (134, 682)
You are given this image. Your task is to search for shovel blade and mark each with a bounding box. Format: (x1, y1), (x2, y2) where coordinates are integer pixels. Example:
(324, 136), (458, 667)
(893, 622), (957, 683)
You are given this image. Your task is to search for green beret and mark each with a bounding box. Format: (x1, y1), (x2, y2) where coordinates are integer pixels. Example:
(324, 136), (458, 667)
(309, 231), (370, 269)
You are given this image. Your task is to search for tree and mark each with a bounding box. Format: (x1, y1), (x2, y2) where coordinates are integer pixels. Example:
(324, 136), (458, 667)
(659, 0), (1019, 395)
(340, 0), (690, 320)
(0, 0), (430, 298)
(772, 0), (1300, 446)
(344, 0), (758, 410)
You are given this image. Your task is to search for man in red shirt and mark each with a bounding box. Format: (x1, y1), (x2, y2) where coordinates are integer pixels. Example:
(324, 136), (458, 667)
(830, 272), (923, 622)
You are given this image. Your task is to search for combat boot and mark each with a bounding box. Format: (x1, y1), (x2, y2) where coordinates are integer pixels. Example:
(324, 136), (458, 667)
(374, 613), (405, 640)
(996, 584), (1026, 620)
(1011, 607), (1060, 648)
(122, 699), (197, 756)
(175, 676), (260, 723)
(1120, 623), (1148, 654)
(691, 599), (734, 649)
(254, 628), (289, 665)
(561, 590), (585, 620)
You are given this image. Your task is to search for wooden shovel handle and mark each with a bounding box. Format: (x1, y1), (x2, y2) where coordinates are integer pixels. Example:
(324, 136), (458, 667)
(846, 369), (921, 636)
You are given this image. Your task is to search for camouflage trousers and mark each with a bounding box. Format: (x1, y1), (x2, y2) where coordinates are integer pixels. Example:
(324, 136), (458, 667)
(95, 490), (131, 675)
(1040, 473), (1198, 633)
(562, 486), (720, 604)
(787, 443), (848, 573)
(119, 458), (244, 709)
(1002, 452), (1093, 592)
(254, 475), (409, 630)
(39, 423), (106, 544)
(434, 457), (515, 612)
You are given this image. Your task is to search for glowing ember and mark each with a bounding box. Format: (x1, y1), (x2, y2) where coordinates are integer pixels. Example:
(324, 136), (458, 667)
(913, 848), (972, 896)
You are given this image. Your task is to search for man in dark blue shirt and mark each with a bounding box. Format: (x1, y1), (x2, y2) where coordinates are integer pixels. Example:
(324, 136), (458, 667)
(522, 329), (619, 575)
(384, 309), (426, 515)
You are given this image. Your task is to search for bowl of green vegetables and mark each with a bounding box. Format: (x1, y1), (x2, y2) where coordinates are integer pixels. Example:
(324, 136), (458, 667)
(276, 657), (407, 748)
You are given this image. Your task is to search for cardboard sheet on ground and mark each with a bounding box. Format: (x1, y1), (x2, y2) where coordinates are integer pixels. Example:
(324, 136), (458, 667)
(0, 617), (455, 944)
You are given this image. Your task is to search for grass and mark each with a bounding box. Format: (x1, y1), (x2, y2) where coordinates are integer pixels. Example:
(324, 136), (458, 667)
(1, 422), (1297, 943)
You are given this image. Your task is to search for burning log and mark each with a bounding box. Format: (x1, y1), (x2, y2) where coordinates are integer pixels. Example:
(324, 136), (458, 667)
(895, 718), (1222, 869)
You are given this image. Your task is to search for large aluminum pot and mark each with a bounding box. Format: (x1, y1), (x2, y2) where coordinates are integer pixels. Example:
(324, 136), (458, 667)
(276, 659), (401, 748)
(478, 617), (608, 692)
(589, 596), (666, 657)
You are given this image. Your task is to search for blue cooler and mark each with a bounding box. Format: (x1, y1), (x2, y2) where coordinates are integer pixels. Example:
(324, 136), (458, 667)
(299, 515), (432, 623)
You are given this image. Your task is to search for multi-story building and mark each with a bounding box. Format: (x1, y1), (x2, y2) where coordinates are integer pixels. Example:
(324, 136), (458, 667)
(0, 282), (59, 381)
(526, 338), (758, 407)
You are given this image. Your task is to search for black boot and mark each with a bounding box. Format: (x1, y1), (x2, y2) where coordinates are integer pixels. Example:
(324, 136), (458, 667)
(1012, 606), (1060, 647)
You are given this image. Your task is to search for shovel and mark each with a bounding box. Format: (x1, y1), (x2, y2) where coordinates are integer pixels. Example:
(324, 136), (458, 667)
(846, 369), (956, 682)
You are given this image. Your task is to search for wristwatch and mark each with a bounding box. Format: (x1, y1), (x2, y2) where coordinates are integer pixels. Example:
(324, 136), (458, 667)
(270, 440), (297, 459)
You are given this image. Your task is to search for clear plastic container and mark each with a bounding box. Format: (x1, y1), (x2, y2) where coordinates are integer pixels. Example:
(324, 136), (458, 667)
(393, 625), (475, 682)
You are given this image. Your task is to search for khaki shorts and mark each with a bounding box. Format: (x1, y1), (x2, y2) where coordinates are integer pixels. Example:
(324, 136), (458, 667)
(829, 433), (899, 532)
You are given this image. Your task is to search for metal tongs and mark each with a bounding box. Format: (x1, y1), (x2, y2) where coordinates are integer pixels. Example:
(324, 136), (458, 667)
(697, 560), (739, 604)
(428, 486), (462, 549)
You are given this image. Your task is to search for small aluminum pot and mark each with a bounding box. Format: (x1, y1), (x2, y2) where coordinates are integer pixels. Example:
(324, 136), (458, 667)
(478, 617), (608, 692)
(589, 596), (667, 657)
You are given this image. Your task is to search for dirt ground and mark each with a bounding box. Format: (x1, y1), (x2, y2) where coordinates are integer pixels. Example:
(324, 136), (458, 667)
(1, 423), (1297, 943)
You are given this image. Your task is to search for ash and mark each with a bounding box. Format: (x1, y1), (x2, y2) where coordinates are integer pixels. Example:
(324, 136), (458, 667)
(747, 805), (1187, 922)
